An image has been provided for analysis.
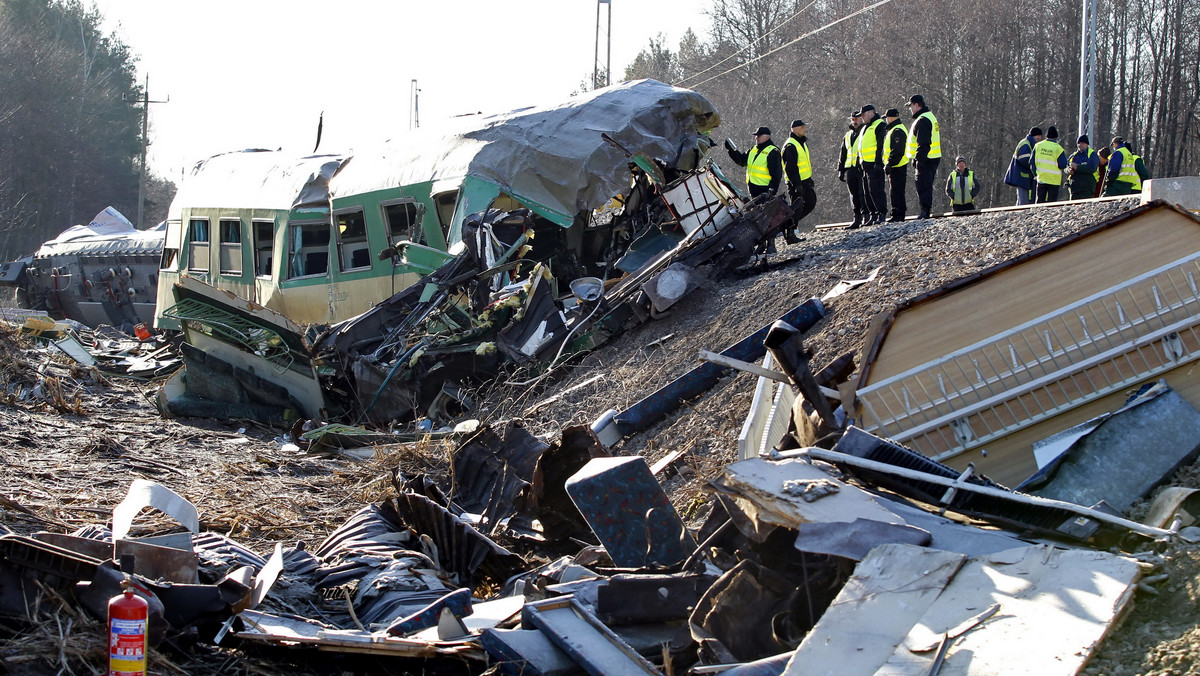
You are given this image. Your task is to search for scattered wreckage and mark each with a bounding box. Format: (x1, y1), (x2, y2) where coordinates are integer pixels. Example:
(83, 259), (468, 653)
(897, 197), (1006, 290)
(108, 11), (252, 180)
(9, 201), (1200, 674)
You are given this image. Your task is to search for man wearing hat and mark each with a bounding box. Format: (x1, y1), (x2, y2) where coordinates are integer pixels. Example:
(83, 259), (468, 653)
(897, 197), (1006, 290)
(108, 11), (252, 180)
(782, 119), (816, 239)
(1104, 136), (1143, 196)
(905, 94), (941, 219)
(856, 105), (888, 225)
(1033, 125), (1068, 203)
(881, 108), (909, 222)
(945, 156), (981, 213)
(727, 126), (782, 200)
(1005, 127), (1043, 205)
(1067, 134), (1101, 201)
(838, 110), (866, 228)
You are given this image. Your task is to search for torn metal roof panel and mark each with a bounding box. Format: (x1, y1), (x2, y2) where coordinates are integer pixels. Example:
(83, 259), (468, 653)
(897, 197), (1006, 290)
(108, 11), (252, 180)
(167, 150), (349, 218)
(330, 79), (719, 228)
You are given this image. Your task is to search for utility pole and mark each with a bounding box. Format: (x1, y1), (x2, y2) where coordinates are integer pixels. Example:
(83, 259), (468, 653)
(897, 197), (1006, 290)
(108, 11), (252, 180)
(594, 0), (611, 88)
(133, 74), (168, 228)
(1077, 0), (1097, 140)
(410, 79), (421, 129)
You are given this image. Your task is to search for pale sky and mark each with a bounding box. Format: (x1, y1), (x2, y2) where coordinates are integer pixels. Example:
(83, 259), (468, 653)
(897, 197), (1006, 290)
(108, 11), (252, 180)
(91, 0), (710, 182)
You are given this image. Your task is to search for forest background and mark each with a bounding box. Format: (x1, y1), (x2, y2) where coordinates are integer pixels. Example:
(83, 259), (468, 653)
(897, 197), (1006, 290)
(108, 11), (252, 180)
(1, 0), (1196, 260)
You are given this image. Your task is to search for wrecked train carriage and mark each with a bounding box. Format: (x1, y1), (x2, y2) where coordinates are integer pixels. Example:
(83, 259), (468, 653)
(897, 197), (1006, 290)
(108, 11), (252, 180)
(155, 79), (724, 332)
(0, 207), (163, 330)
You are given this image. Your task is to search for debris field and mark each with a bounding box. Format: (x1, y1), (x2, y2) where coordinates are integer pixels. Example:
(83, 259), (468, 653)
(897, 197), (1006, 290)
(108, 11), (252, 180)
(6, 197), (1200, 675)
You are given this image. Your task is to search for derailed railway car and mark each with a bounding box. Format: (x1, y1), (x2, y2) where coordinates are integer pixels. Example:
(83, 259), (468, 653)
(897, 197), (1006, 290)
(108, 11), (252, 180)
(0, 207), (163, 330)
(155, 79), (732, 331)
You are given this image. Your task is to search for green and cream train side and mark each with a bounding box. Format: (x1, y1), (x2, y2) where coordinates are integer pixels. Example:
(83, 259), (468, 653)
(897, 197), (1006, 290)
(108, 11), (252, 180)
(154, 79), (723, 330)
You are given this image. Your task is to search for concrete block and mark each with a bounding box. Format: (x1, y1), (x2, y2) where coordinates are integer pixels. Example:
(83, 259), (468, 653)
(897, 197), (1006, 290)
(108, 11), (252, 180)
(1142, 176), (1200, 211)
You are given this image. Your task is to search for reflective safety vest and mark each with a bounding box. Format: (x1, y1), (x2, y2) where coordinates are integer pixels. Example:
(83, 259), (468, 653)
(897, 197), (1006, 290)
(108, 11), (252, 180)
(842, 131), (857, 169)
(856, 119), (883, 163)
(883, 124), (909, 168)
(1077, 147), (1101, 183)
(949, 170), (976, 205)
(1033, 139), (1066, 186)
(906, 111), (941, 160)
(746, 144), (778, 187)
(785, 137), (812, 182)
(1113, 147), (1142, 190)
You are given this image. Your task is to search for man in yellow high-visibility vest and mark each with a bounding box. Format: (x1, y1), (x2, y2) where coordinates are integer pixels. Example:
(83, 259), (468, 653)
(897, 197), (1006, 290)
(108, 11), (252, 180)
(857, 104), (888, 226)
(727, 126), (782, 199)
(1033, 125), (1068, 203)
(782, 119), (816, 239)
(906, 94), (942, 219)
(881, 108), (909, 222)
(837, 111), (866, 228)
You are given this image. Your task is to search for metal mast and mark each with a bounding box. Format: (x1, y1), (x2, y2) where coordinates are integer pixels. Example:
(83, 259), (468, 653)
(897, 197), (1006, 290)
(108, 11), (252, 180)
(595, 0), (611, 88)
(133, 74), (167, 228)
(1077, 0), (1098, 139)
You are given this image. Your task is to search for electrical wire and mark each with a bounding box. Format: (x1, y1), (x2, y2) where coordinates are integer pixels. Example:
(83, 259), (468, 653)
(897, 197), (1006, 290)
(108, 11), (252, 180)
(676, 0), (818, 87)
(683, 0), (896, 90)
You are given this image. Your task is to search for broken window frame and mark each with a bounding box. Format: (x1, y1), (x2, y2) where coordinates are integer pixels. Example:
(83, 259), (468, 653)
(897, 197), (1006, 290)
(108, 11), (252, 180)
(432, 190), (459, 244)
(159, 219), (181, 272)
(187, 218), (210, 274)
(286, 219), (332, 280)
(381, 197), (427, 251)
(252, 219), (274, 278)
(334, 207), (372, 273)
(218, 218), (243, 277)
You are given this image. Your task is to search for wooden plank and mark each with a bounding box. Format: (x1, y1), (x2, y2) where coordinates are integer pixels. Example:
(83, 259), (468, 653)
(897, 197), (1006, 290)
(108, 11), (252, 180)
(878, 546), (1140, 675)
(782, 544), (966, 675)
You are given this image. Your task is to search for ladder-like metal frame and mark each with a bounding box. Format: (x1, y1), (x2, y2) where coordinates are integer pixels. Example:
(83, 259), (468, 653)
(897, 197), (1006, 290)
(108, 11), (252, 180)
(857, 251), (1200, 461)
(161, 298), (294, 373)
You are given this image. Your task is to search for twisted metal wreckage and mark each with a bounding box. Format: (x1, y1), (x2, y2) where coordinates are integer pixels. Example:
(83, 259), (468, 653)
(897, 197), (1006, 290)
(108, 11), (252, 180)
(155, 80), (792, 424)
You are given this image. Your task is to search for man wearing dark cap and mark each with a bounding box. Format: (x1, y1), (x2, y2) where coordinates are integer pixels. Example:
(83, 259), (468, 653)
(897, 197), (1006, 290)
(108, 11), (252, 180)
(945, 155), (981, 213)
(838, 110), (866, 228)
(856, 104), (888, 225)
(782, 119), (816, 239)
(1005, 127), (1043, 205)
(1067, 134), (1100, 200)
(1033, 125), (1068, 202)
(727, 126), (782, 199)
(905, 94), (941, 219)
(1104, 136), (1143, 196)
(881, 108), (909, 222)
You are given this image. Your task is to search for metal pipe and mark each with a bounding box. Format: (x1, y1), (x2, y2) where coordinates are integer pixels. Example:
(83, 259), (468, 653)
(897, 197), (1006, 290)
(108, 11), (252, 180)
(772, 447), (1176, 539)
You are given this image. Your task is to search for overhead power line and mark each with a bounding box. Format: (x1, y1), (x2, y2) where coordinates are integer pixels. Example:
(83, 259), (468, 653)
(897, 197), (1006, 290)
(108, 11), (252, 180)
(680, 0), (896, 90)
(677, 0), (818, 87)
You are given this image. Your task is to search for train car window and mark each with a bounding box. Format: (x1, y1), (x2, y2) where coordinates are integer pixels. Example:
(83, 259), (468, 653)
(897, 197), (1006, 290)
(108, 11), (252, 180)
(287, 221), (330, 279)
(382, 198), (425, 248)
(335, 208), (370, 271)
(187, 218), (209, 273)
(433, 191), (458, 241)
(219, 219), (243, 275)
(253, 220), (274, 277)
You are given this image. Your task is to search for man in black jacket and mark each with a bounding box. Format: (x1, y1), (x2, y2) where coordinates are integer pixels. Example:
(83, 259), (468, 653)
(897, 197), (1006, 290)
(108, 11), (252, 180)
(837, 111), (865, 228)
(882, 108), (909, 222)
(857, 104), (888, 226)
(726, 126), (782, 198)
(906, 94), (942, 219)
(781, 119), (816, 239)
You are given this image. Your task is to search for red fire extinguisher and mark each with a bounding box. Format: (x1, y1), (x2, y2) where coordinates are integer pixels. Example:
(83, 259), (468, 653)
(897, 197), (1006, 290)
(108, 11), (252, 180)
(108, 576), (148, 676)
